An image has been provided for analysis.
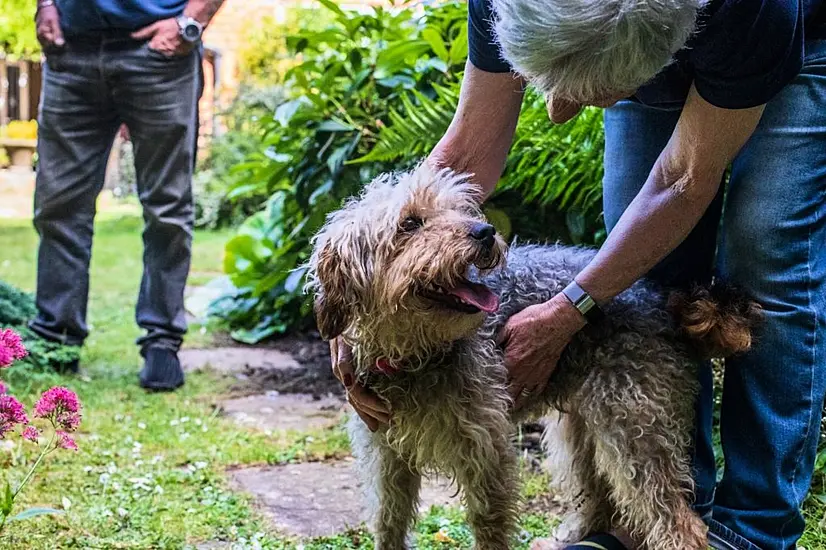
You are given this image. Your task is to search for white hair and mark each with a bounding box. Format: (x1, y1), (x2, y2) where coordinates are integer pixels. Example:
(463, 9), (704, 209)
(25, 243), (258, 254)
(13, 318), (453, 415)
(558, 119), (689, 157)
(491, 0), (701, 102)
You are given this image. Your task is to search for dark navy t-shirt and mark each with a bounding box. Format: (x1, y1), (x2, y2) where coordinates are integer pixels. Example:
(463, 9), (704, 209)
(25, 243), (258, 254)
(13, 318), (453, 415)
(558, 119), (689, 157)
(469, 0), (826, 109)
(56, 0), (187, 35)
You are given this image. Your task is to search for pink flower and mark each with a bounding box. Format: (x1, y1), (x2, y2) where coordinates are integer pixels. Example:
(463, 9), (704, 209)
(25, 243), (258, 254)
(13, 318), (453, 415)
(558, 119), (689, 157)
(0, 329), (27, 368)
(34, 386), (82, 432)
(21, 426), (39, 442)
(0, 381), (6, 395)
(56, 431), (77, 451)
(0, 395), (29, 438)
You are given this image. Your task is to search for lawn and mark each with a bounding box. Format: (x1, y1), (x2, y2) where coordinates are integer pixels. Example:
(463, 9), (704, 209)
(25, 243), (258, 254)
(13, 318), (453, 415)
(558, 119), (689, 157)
(0, 213), (556, 549)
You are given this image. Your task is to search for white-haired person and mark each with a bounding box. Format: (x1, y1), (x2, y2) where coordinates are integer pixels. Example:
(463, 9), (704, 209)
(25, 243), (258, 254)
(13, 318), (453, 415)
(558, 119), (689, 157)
(331, 0), (826, 548)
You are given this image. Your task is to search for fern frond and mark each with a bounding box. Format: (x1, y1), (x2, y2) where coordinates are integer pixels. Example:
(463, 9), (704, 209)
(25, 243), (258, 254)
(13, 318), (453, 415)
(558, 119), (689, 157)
(350, 82), (460, 164)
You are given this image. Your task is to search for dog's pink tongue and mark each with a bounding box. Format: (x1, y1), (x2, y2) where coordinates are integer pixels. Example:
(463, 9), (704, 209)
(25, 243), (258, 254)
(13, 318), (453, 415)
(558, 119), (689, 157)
(448, 282), (499, 313)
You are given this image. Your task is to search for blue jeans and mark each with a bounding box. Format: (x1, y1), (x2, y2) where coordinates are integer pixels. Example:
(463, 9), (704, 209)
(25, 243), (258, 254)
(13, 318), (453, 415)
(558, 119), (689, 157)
(29, 34), (202, 353)
(603, 40), (826, 550)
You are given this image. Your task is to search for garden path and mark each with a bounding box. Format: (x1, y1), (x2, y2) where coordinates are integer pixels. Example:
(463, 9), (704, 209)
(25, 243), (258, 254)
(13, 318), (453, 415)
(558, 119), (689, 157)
(181, 344), (461, 539)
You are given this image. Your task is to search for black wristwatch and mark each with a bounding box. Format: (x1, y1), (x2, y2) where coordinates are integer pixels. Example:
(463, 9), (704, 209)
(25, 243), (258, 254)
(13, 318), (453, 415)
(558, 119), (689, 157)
(176, 15), (204, 43)
(561, 281), (605, 324)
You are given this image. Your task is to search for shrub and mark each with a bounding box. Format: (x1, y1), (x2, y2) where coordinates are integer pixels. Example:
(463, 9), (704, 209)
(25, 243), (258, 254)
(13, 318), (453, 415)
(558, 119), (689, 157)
(209, 0), (469, 343)
(194, 85), (286, 229)
(210, 0), (606, 343)
(0, 281), (80, 369)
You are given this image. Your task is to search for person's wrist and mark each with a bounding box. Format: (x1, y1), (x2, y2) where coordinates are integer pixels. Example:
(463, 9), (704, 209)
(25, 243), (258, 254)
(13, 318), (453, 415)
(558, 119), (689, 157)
(36, 0), (55, 16)
(561, 280), (605, 325)
(544, 294), (587, 332)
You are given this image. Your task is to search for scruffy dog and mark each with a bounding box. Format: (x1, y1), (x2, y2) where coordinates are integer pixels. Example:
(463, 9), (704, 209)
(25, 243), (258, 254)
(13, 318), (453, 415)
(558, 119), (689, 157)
(306, 164), (761, 550)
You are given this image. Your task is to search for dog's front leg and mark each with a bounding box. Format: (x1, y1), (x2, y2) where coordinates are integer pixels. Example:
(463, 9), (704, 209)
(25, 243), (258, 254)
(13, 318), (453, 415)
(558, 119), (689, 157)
(350, 417), (421, 550)
(455, 428), (520, 549)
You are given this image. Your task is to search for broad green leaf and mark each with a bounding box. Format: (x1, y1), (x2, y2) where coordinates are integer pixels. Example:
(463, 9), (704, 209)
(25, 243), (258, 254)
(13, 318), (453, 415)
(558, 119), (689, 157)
(231, 322), (280, 345)
(317, 119), (355, 132)
(376, 75), (417, 89)
(317, 0), (346, 19)
(448, 25), (468, 66)
(1, 481), (12, 516)
(274, 98), (310, 127)
(375, 41), (431, 75)
(284, 267), (308, 294)
(8, 507), (65, 521)
(421, 27), (449, 62)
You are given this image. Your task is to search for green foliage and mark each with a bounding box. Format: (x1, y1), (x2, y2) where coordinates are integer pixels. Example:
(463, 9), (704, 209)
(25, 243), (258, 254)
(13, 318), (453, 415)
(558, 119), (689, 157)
(0, 280), (80, 370)
(211, 0), (606, 342)
(354, 82), (605, 244)
(0, 0), (40, 60)
(209, 0), (469, 343)
(194, 85), (286, 230)
(238, 7), (337, 84)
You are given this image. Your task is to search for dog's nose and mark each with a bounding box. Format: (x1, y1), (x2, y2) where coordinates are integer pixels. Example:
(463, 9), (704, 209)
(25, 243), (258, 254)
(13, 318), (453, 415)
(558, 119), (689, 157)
(469, 222), (496, 248)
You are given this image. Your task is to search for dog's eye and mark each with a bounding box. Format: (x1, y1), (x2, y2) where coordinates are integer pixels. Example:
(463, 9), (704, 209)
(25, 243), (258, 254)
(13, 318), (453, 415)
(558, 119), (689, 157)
(399, 216), (423, 233)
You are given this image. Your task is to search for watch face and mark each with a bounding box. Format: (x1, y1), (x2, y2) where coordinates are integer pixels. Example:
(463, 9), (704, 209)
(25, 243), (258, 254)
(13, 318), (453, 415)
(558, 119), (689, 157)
(183, 23), (200, 41)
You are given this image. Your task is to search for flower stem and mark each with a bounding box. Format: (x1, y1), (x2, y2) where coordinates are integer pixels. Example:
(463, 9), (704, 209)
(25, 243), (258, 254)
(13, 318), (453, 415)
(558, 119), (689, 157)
(13, 432), (56, 499)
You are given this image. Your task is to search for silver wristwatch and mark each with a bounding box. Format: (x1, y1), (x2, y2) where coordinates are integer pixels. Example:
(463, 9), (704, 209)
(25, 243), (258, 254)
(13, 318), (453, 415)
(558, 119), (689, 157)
(176, 15), (204, 43)
(561, 281), (605, 324)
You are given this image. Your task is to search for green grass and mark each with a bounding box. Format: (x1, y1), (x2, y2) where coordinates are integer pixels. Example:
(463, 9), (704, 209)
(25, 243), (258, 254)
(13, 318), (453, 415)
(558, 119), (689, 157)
(3, 212), (826, 549)
(0, 214), (558, 549)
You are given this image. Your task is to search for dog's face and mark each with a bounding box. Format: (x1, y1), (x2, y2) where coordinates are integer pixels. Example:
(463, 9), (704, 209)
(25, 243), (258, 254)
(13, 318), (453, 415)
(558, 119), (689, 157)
(306, 164), (507, 356)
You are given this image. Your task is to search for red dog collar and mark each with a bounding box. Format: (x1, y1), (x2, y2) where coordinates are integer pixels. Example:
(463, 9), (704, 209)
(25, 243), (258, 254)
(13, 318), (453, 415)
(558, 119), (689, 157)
(374, 357), (400, 375)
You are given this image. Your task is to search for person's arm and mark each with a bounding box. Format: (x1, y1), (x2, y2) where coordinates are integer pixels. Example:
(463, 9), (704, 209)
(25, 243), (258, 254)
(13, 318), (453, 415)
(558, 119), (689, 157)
(575, 85), (764, 302)
(429, 60), (526, 196)
(504, 84), (765, 408)
(334, 61), (524, 431)
(131, 0), (225, 55)
(183, 0), (225, 28)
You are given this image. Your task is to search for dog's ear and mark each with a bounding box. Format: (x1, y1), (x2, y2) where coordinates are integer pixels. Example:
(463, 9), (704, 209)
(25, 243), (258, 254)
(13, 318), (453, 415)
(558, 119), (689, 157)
(312, 244), (352, 340)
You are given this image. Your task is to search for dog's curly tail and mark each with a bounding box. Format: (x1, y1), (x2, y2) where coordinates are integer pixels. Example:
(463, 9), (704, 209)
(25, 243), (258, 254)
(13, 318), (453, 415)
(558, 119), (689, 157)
(667, 282), (763, 359)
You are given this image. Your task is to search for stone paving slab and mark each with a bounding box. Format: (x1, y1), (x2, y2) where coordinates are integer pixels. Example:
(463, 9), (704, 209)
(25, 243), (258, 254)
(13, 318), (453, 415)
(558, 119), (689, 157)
(180, 347), (302, 374)
(229, 460), (461, 538)
(221, 392), (346, 432)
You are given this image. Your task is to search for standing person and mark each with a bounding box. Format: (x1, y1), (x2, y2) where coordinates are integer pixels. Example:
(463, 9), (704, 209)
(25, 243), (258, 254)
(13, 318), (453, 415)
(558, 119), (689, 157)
(331, 0), (826, 548)
(30, 0), (224, 390)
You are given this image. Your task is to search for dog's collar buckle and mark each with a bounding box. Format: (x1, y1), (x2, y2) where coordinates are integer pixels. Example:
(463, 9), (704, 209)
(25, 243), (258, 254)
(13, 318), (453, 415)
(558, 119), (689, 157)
(374, 357), (400, 375)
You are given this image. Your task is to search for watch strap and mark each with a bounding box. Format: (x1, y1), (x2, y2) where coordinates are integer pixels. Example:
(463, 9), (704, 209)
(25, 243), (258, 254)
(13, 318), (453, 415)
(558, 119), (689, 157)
(562, 281), (605, 324)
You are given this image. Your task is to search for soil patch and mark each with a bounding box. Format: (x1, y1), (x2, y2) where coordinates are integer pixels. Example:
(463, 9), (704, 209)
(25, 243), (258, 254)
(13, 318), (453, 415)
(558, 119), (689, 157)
(215, 331), (340, 398)
(180, 347), (301, 375)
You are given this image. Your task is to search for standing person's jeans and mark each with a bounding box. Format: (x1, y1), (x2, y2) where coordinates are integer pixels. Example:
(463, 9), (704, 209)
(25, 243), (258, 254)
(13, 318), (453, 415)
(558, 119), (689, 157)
(603, 40), (826, 550)
(29, 34), (201, 354)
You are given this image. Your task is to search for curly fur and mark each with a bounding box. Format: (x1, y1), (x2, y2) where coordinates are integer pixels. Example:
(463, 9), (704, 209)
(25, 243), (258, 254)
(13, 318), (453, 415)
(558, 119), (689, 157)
(305, 164), (760, 550)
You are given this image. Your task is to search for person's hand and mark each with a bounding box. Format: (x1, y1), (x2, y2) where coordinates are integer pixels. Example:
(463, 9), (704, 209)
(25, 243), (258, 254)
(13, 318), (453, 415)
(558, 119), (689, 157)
(498, 293), (586, 410)
(131, 18), (194, 57)
(36, 4), (65, 51)
(330, 337), (391, 432)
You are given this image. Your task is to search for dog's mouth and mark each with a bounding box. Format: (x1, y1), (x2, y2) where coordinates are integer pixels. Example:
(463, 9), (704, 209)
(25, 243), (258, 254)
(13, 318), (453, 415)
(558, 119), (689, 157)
(419, 279), (499, 314)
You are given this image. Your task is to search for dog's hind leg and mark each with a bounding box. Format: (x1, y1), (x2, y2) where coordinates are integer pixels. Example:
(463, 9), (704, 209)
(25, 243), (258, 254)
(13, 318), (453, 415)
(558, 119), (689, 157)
(583, 378), (708, 550)
(350, 418), (421, 550)
(540, 411), (613, 546)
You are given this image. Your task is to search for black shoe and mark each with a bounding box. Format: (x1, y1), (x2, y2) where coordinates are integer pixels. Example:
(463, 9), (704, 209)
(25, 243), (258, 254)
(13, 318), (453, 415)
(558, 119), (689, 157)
(139, 348), (185, 391)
